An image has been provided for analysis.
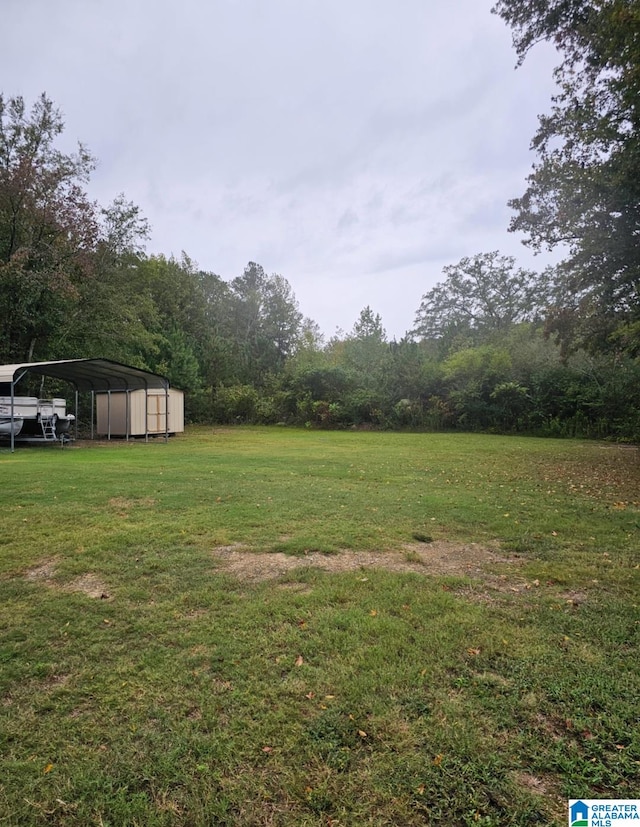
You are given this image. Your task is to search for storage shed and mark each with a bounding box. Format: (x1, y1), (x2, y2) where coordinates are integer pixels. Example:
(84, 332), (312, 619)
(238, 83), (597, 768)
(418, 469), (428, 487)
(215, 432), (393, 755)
(96, 388), (184, 437)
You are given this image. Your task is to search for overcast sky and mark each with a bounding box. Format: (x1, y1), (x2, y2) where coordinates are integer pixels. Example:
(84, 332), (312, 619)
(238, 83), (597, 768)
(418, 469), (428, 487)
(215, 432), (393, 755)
(3, 0), (561, 340)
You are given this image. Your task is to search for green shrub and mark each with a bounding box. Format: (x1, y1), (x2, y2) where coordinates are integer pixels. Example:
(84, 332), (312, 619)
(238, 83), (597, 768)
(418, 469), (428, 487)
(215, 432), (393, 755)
(212, 384), (260, 423)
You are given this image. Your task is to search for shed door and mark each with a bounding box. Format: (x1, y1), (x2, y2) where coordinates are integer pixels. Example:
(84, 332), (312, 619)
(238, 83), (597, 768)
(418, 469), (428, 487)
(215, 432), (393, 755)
(147, 393), (167, 433)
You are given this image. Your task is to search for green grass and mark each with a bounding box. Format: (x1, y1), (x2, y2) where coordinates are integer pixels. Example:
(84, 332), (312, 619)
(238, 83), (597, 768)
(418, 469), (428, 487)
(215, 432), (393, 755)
(0, 427), (638, 826)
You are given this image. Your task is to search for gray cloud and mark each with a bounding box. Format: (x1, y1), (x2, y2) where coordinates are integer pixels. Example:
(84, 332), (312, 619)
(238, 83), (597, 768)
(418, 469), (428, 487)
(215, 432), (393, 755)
(2, 0), (562, 338)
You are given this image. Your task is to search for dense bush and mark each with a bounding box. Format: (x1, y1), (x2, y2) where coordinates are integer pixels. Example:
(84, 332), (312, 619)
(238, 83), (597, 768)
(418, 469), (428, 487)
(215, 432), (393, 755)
(200, 345), (640, 441)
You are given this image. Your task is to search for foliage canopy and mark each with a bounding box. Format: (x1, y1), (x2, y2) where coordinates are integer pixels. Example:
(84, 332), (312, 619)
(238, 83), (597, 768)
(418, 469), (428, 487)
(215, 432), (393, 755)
(492, 0), (640, 354)
(1, 89), (638, 440)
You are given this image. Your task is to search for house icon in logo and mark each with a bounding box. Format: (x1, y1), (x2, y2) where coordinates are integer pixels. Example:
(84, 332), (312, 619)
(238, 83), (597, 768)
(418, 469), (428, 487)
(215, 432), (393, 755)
(570, 800), (589, 827)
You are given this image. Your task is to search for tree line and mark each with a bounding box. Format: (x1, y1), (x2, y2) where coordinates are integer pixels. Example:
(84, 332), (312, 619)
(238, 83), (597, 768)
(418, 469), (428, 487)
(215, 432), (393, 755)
(1, 2), (638, 439)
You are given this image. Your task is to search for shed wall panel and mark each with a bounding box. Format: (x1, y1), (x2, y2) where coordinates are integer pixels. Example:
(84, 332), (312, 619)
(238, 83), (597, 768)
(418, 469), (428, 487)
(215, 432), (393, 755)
(96, 389), (184, 436)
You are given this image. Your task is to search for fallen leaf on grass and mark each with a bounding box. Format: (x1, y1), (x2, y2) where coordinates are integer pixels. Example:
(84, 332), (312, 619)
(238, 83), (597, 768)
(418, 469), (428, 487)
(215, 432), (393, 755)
(43, 763), (54, 774)
(261, 746), (273, 754)
(358, 730), (367, 739)
(295, 655), (304, 667)
(467, 648), (481, 656)
(433, 754), (443, 766)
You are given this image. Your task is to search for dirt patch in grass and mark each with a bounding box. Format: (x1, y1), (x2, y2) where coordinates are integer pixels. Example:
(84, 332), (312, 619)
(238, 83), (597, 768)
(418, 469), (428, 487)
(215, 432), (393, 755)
(24, 559), (110, 599)
(534, 711), (572, 743)
(449, 569), (592, 604)
(560, 589), (589, 607)
(24, 559), (58, 581)
(512, 771), (565, 820)
(514, 771), (554, 795)
(64, 573), (111, 599)
(212, 541), (519, 584)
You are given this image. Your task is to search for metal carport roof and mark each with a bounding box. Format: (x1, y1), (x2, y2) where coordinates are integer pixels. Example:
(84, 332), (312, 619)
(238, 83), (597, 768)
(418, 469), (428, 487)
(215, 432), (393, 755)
(0, 359), (169, 392)
(1, 359), (172, 451)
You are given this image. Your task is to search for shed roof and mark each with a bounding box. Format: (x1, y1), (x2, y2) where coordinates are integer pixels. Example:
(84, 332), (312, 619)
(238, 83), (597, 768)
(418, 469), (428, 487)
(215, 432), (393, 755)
(0, 359), (170, 392)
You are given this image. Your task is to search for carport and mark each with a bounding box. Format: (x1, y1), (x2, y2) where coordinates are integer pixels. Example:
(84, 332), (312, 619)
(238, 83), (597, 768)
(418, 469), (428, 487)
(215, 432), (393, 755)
(0, 358), (171, 452)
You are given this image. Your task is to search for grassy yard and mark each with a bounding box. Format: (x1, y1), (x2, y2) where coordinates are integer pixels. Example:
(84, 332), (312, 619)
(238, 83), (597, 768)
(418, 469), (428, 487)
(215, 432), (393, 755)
(0, 427), (638, 826)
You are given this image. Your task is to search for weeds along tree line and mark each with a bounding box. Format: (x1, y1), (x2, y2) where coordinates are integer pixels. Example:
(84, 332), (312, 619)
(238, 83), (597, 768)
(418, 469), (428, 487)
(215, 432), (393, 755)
(1, 2), (639, 439)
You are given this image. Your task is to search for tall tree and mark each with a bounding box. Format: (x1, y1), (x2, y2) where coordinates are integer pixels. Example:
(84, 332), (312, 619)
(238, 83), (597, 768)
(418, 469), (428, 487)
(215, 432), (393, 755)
(227, 262), (303, 382)
(53, 197), (154, 362)
(328, 306), (393, 423)
(0, 93), (99, 361)
(351, 306), (386, 342)
(413, 252), (553, 345)
(339, 306), (390, 384)
(195, 269), (238, 387)
(492, 0), (640, 353)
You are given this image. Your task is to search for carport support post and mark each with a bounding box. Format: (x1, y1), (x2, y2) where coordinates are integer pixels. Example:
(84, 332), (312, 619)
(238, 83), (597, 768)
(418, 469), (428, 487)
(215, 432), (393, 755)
(91, 391), (95, 440)
(107, 391), (111, 440)
(74, 390), (79, 440)
(165, 384), (169, 443)
(125, 390), (130, 441)
(145, 387), (149, 443)
(9, 369), (28, 453)
(10, 381), (15, 453)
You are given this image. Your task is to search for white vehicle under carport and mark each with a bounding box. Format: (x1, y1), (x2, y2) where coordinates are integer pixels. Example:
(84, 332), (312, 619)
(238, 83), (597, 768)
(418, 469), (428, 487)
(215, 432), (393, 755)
(0, 397), (75, 441)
